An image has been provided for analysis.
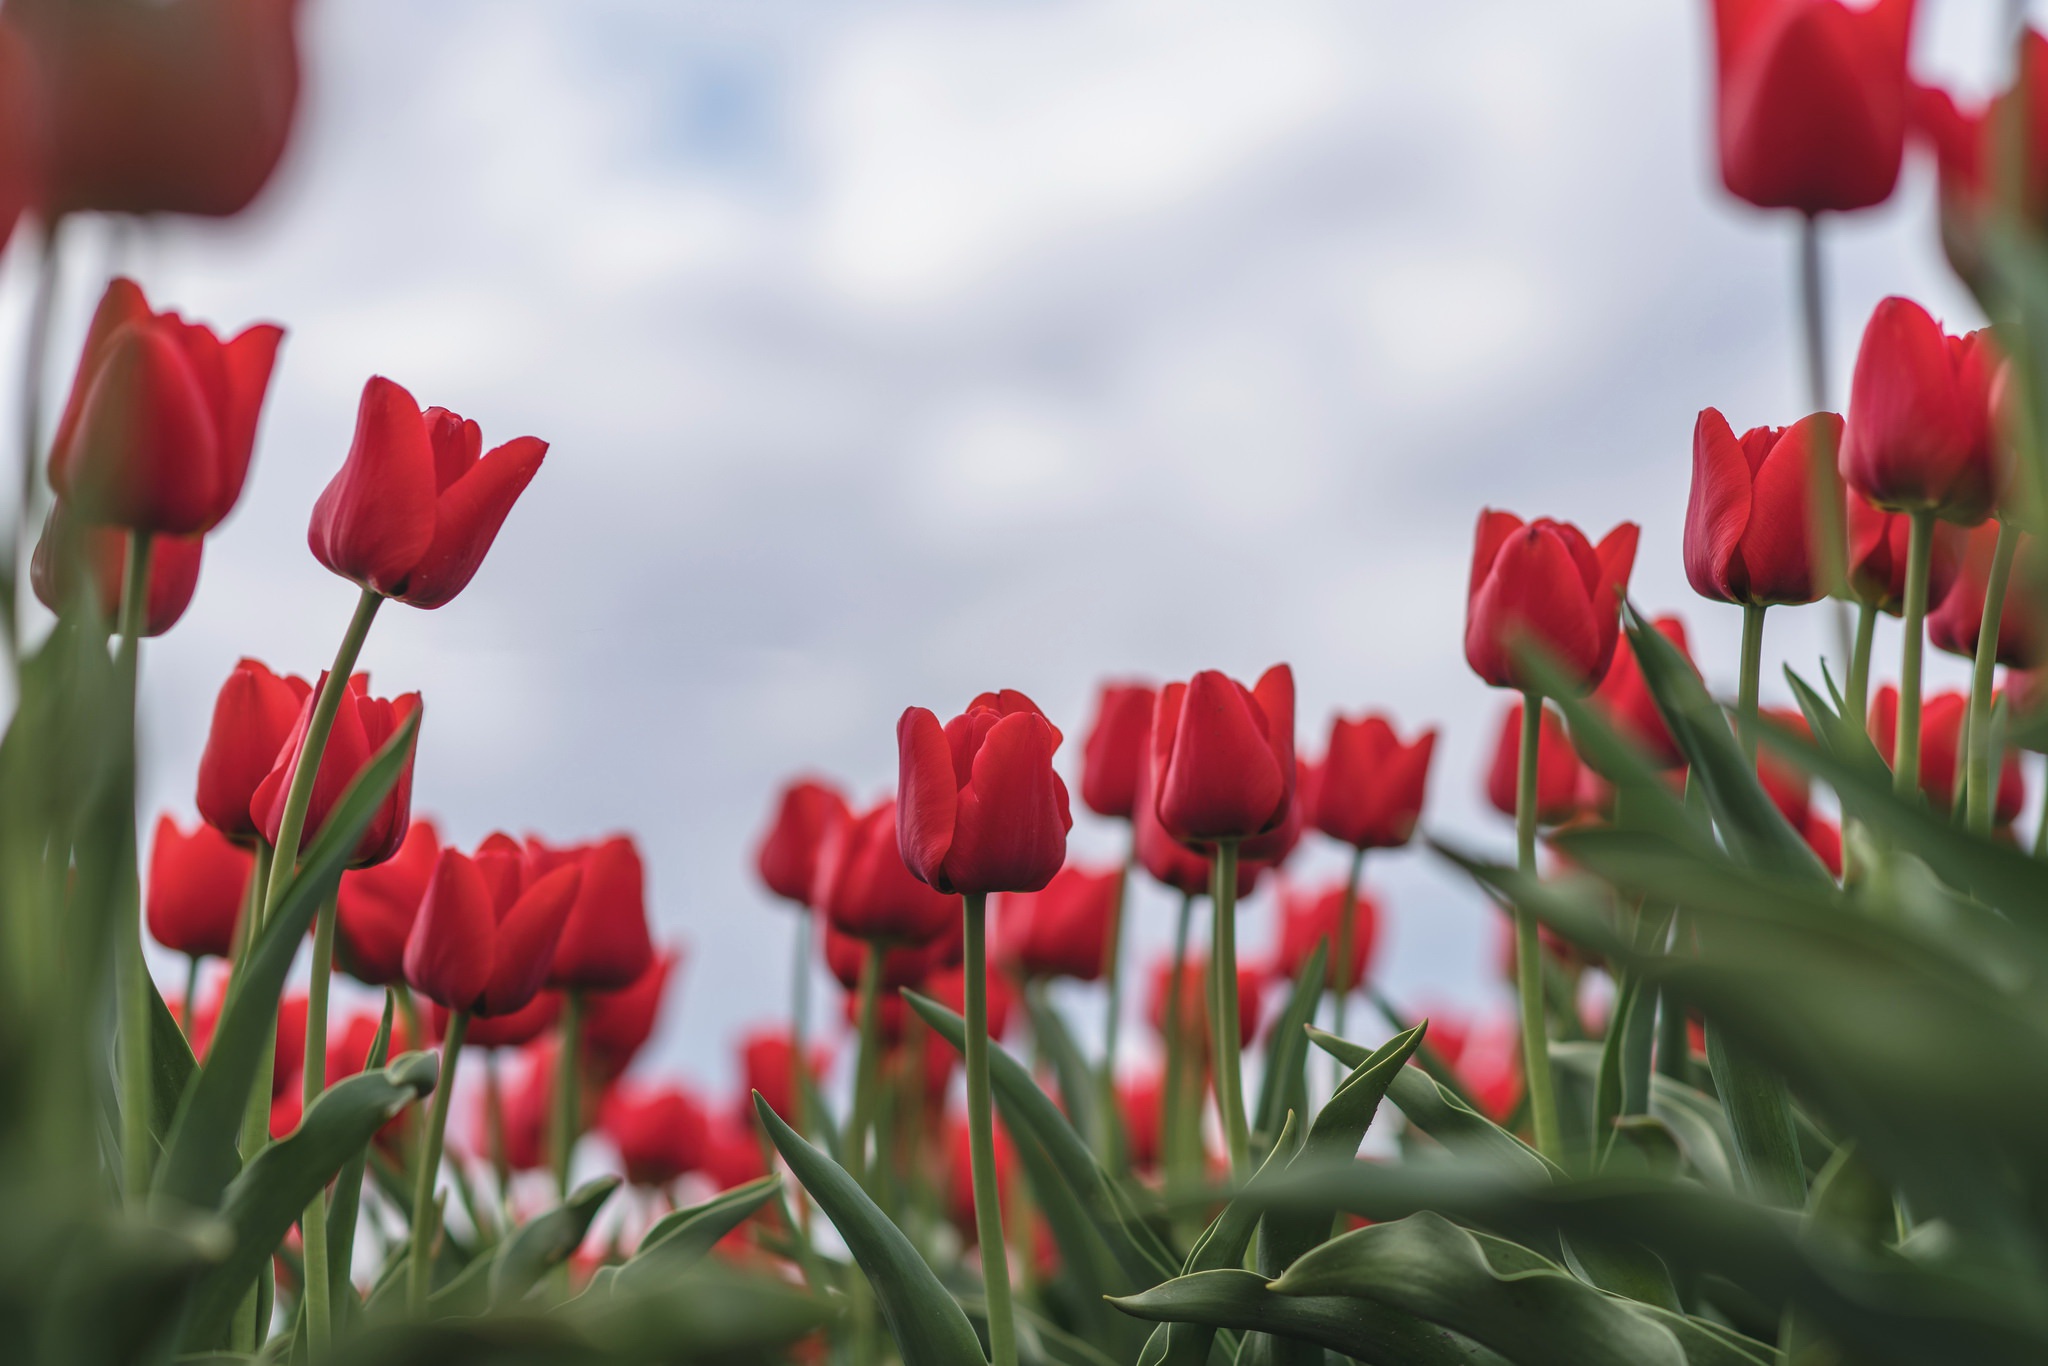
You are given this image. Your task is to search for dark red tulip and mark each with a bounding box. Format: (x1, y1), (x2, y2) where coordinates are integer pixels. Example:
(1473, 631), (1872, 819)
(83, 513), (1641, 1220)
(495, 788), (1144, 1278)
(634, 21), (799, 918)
(0, 23), (30, 252)
(822, 920), (940, 993)
(1841, 299), (2002, 525)
(1133, 740), (1263, 898)
(334, 818), (439, 986)
(754, 777), (850, 907)
(1869, 686), (2025, 820)
(252, 672), (419, 868)
(1486, 701), (1582, 824)
(945, 1113), (1019, 1245)
(30, 500), (202, 635)
(582, 949), (677, 1079)
(1465, 511), (1639, 695)
(1273, 881), (1378, 992)
(1080, 682), (1157, 820)
(1151, 666), (1295, 845)
(600, 1084), (708, 1187)
(898, 690), (1072, 896)
(997, 864), (1118, 982)
(1912, 33), (2048, 281)
(1757, 707), (1815, 829)
(1685, 408), (1840, 607)
(540, 835), (655, 992)
(1313, 713), (1435, 849)
(444, 991), (561, 1050)
(820, 800), (959, 944)
(196, 657), (310, 844)
(402, 841), (581, 1017)
(1708, 0), (1913, 213)
(146, 814), (252, 959)
(45, 278), (281, 535)
(1845, 492), (1962, 614)
(325, 1009), (418, 1083)
(1927, 522), (2045, 669)
(1145, 954), (1263, 1052)
(740, 1027), (830, 1124)
(1587, 615), (1693, 771)
(307, 376), (547, 609)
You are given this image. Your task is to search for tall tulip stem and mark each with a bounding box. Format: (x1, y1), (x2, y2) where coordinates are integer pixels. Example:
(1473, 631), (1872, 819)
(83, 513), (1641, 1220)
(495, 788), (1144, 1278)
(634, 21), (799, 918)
(230, 840), (276, 1353)
(264, 588), (383, 913)
(1896, 511), (1936, 798)
(1333, 845), (1365, 1042)
(1208, 839), (1250, 1177)
(962, 892), (1017, 1366)
(409, 1008), (467, 1313)
(1095, 837), (1134, 1165)
(1967, 520), (2020, 833)
(848, 942), (883, 1187)
(791, 911), (812, 1134)
(116, 531), (154, 1205)
(301, 889), (339, 1352)
(1160, 891), (1197, 1239)
(551, 990), (585, 1199)
(1847, 598), (1877, 730)
(1797, 212), (1828, 413)
(1737, 603), (1767, 763)
(1515, 691), (1563, 1164)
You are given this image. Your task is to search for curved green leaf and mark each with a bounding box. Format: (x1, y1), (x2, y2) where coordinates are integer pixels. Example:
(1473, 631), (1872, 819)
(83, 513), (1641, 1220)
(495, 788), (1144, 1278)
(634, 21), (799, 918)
(1022, 982), (1098, 1143)
(1251, 943), (1325, 1151)
(148, 976), (197, 1150)
(1308, 1027), (1555, 1182)
(486, 1176), (620, 1310)
(608, 1174), (780, 1297)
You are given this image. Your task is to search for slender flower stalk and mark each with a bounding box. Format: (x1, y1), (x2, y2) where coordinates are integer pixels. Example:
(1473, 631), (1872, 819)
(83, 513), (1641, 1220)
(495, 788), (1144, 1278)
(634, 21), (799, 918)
(1159, 891), (1197, 1243)
(790, 911), (811, 1134)
(230, 840), (275, 1353)
(550, 990), (585, 1199)
(263, 587), (382, 910)
(847, 943), (883, 1188)
(1848, 598), (1878, 729)
(1966, 520), (2020, 833)
(1896, 511), (1936, 798)
(1737, 604), (1768, 762)
(300, 888), (339, 1353)
(1207, 839), (1249, 1176)
(116, 531), (155, 1205)
(409, 1009), (468, 1311)
(961, 892), (1016, 1366)
(1333, 844), (1365, 1042)
(1094, 841), (1133, 1164)
(1515, 691), (1563, 1163)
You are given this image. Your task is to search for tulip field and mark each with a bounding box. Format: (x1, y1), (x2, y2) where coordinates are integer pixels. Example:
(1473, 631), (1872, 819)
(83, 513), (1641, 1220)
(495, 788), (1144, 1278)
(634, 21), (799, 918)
(11, 2), (2048, 1365)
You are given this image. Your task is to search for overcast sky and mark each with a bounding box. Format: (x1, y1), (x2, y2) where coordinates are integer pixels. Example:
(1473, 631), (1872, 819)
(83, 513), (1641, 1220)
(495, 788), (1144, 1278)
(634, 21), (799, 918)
(5, 0), (2022, 1099)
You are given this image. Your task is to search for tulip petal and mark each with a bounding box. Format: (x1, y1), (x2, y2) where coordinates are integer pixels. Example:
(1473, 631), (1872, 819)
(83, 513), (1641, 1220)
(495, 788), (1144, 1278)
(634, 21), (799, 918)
(208, 322), (285, 523)
(1157, 671), (1287, 841)
(1468, 509), (1524, 603)
(1685, 407), (1756, 602)
(481, 863), (582, 1017)
(896, 706), (960, 890)
(1465, 523), (1605, 692)
(61, 322), (224, 533)
(48, 277), (153, 490)
(403, 850), (496, 1011)
(309, 376), (437, 595)
(1740, 416), (1838, 604)
(392, 433), (547, 608)
(1251, 663), (1297, 828)
(944, 711), (1068, 894)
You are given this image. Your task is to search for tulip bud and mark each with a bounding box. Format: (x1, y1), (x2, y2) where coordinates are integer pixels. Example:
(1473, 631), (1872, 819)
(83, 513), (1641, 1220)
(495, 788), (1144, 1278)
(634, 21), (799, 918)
(403, 843), (582, 1016)
(542, 835), (655, 992)
(1133, 740), (1264, 898)
(1151, 667), (1295, 845)
(31, 500), (203, 635)
(1841, 299), (2003, 525)
(1585, 615), (1693, 771)
(997, 865), (1119, 982)
(898, 690), (1072, 896)
(196, 658), (311, 844)
(1465, 511), (1638, 695)
(1486, 701), (1582, 824)
(146, 814), (253, 959)
(334, 819), (439, 986)
(1868, 686), (2025, 821)
(583, 948), (677, 1078)
(1313, 713), (1435, 849)
(600, 1084), (709, 1187)
(1273, 881), (1379, 993)
(252, 673), (420, 868)
(1685, 409), (1841, 607)
(1927, 522), (2045, 668)
(1079, 682), (1157, 820)
(740, 1028), (831, 1125)
(1845, 492), (1963, 614)
(821, 801), (960, 944)
(754, 778), (850, 906)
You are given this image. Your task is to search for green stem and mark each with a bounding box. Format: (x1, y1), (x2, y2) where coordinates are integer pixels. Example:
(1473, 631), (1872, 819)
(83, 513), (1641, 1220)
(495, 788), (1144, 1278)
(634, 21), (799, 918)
(2035, 775), (2048, 859)
(231, 840), (275, 1353)
(485, 1051), (511, 1222)
(1737, 603), (1766, 763)
(1967, 520), (2020, 834)
(182, 955), (201, 1036)
(1095, 837), (1133, 1165)
(848, 942), (883, 1188)
(791, 911), (812, 1136)
(1208, 840), (1249, 1177)
(1333, 845), (1363, 1041)
(1515, 691), (1563, 1164)
(409, 1009), (467, 1312)
(1895, 511), (1935, 799)
(300, 890), (338, 1352)
(1847, 598), (1877, 732)
(264, 588), (382, 913)
(116, 531), (154, 1206)
(551, 990), (585, 1199)
(962, 892), (1016, 1366)
(1160, 891), (1197, 1241)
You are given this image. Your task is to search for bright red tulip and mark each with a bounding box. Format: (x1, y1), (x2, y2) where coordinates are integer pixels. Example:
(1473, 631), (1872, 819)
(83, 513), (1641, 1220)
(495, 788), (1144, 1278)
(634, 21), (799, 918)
(1869, 685), (2025, 820)
(1312, 713), (1435, 849)
(998, 864), (1119, 981)
(539, 835), (655, 992)
(1465, 511), (1638, 695)
(443, 991), (561, 1050)
(146, 814), (252, 959)
(1757, 707), (1815, 829)
(703, 1112), (770, 1190)
(1151, 666), (1295, 846)
(45, 278), (281, 535)
(1145, 954), (1264, 1052)
(1927, 522), (2045, 669)
(739, 1028), (830, 1124)
(819, 800), (959, 944)
(334, 818), (439, 986)
(196, 658), (310, 844)
(1912, 32), (2048, 279)
(582, 949), (677, 1079)
(402, 841), (582, 1017)
(252, 672), (419, 868)
(600, 1084), (709, 1187)
(1587, 615), (1693, 771)
(1708, 0), (1914, 213)
(1273, 882), (1379, 992)
(1841, 299), (2001, 525)
(1845, 492), (1962, 614)
(30, 501), (202, 635)
(1080, 682), (1157, 820)
(1685, 408), (1840, 606)
(325, 1009), (418, 1083)
(308, 376), (547, 609)
(898, 690), (1071, 896)
(1133, 742), (1263, 898)
(754, 778), (849, 907)
(823, 920), (940, 993)
(1486, 701), (1582, 824)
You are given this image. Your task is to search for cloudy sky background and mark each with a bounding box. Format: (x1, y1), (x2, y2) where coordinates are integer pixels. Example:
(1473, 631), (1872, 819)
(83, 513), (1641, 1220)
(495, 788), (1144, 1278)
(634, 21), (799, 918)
(4, 0), (2023, 1097)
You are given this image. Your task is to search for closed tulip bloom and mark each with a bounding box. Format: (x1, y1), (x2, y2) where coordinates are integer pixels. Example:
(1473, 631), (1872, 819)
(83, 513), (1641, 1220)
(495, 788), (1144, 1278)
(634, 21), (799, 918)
(493, 1039), (559, 1172)
(540, 835), (655, 992)
(740, 1028), (830, 1124)
(46, 278), (282, 536)
(1486, 701), (1582, 823)
(1708, 0), (1914, 212)
(334, 818), (439, 985)
(998, 864), (1119, 981)
(898, 690), (1072, 896)
(30, 501), (203, 635)
(821, 800), (960, 944)
(1841, 299), (2002, 524)
(1757, 707), (1816, 829)
(308, 376), (548, 609)
(444, 992), (561, 1050)
(1273, 882), (1379, 992)
(823, 920), (940, 992)
(146, 814), (253, 959)
(926, 960), (1017, 1042)
(754, 777), (850, 906)
(582, 949), (676, 1079)
(252, 672), (419, 868)
(402, 843), (582, 1016)
(1869, 686), (2025, 820)
(1152, 667), (1296, 844)
(1145, 954), (1264, 1051)
(1313, 713), (1435, 849)
(1131, 744), (1264, 898)
(703, 1112), (771, 1191)
(1912, 33), (2048, 281)
(1845, 493), (1962, 614)
(601, 1084), (709, 1187)
(196, 657), (310, 843)
(1686, 408), (1841, 606)
(1080, 682), (1157, 820)
(325, 1010), (417, 1084)
(1587, 615), (1693, 771)
(1465, 511), (1639, 695)
(1927, 522), (2045, 668)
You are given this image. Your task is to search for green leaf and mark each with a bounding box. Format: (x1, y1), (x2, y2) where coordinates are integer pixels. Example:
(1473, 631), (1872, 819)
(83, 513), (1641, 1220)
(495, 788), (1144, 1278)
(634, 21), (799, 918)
(487, 1176), (619, 1309)
(1004, 1098), (1141, 1352)
(1023, 982), (1098, 1144)
(1251, 943), (1325, 1152)
(35, 1215), (225, 1366)
(149, 974), (198, 1150)
(607, 1175), (780, 1298)
(753, 1091), (986, 1366)
(1308, 1027), (1555, 1183)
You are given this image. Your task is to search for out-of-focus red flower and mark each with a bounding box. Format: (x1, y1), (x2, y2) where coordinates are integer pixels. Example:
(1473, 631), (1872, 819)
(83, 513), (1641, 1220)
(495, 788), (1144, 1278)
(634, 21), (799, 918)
(1486, 701), (1582, 824)
(1586, 615), (1692, 771)
(146, 814), (251, 959)
(195, 658), (310, 844)
(1133, 743), (1262, 898)
(1465, 511), (1638, 695)
(0, 24), (29, 251)
(334, 818), (438, 986)
(823, 921), (941, 994)
(1145, 954), (1264, 1052)
(1080, 682), (1157, 820)
(1118, 1070), (1163, 1172)
(703, 1112), (770, 1190)
(819, 800), (959, 945)
(1927, 522), (2045, 668)
(252, 672), (420, 868)
(944, 1113), (1018, 1244)
(1800, 811), (1843, 877)
(269, 1086), (300, 1140)
(754, 778), (850, 907)
(326, 1009), (417, 1082)
(924, 960), (1016, 1042)
(1439, 1013), (1523, 1123)
(443, 991), (561, 1050)
(44, 277), (282, 536)
(308, 376), (547, 609)
(178, 975), (304, 1100)
(600, 1084), (709, 1187)
(1846, 492), (1963, 614)
(1272, 882), (1379, 993)
(1707, 0), (1914, 213)
(1151, 667), (1295, 848)
(540, 835), (654, 993)
(998, 864), (1118, 982)
(898, 690), (1071, 896)
(1912, 32), (2048, 282)
(402, 841), (581, 1017)
(739, 1028), (831, 1124)
(1841, 299), (2002, 526)
(495, 1039), (558, 1172)
(30, 501), (202, 635)
(583, 949), (677, 1079)
(1868, 686), (2025, 821)
(1312, 713), (1435, 850)
(1686, 408), (1840, 607)
(1756, 707), (1815, 829)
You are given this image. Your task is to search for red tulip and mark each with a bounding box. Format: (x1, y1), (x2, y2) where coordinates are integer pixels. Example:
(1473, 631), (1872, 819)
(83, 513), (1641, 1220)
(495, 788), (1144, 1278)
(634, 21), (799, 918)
(1151, 667), (1295, 846)
(1465, 511), (1638, 695)
(326, 1009), (418, 1083)
(195, 658), (310, 844)
(402, 841), (582, 1016)
(1487, 701), (1583, 824)
(492, 1039), (559, 1172)
(1708, 0), (1914, 213)
(0, 24), (31, 252)
(754, 778), (850, 907)
(1927, 522), (2045, 669)
(30, 501), (202, 635)
(1869, 686), (2025, 821)
(600, 1084), (709, 1187)
(307, 376), (547, 609)
(272, 990), (307, 1098)
(1912, 32), (2048, 280)
(703, 1112), (770, 1190)
(252, 672), (419, 868)
(945, 1113), (1019, 1244)
(819, 800), (960, 944)
(1587, 615), (1693, 771)
(1080, 682), (1157, 820)
(1272, 882), (1379, 992)
(1685, 408), (1840, 607)
(1841, 299), (2002, 525)
(925, 959), (1017, 1043)
(823, 920), (940, 993)
(1133, 741), (1263, 898)
(1845, 492), (1962, 614)
(1800, 812), (1843, 877)
(45, 278), (281, 535)
(1757, 707), (1815, 829)
(898, 690), (1072, 896)
(1118, 1070), (1163, 1172)
(739, 1028), (830, 1124)
(997, 864), (1119, 981)
(444, 991), (561, 1050)
(540, 835), (655, 992)
(334, 818), (439, 985)
(1145, 954), (1264, 1052)
(146, 814), (252, 959)
(1312, 713), (1435, 849)
(582, 949), (677, 1078)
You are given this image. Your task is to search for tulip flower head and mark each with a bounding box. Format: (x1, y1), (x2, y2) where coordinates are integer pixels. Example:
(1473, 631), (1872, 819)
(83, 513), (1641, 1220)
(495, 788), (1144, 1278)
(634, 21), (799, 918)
(997, 864), (1119, 982)
(1486, 701), (1583, 824)
(1133, 742), (1263, 897)
(1845, 493), (1962, 615)
(335, 818), (440, 985)
(251, 671), (419, 868)
(1312, 712), (1435, 849)
(1118, 1070), (1164, 1172)
(31, 501), (203, 636)
(1841, 299), (2002, 525)
(1757, 708), (1816, 830)
(1079, 682), (1157, 820)
(1685, 408), (1841, 607)
(196, 657), (311, 844)
(1913, 32), (2048, 282)
(820, 800), (960, 944)
(754, 777), (850, 907)
(739, 1028), (831, 1124)
(538, 835), (655, 992)
(1869, 686), (2026, 821)
(146, 814), (253, 960)
(897, 690), (1072, 896)
(1273, 881), (1380, 993)
(446, 991), (561, 1050)
(582, 948), (677, 1078)
(1145, 954), (1264, 1053)
(1586, 615), (1693, 771)
(402, 838), (583, 1016)
(600, 1084), (709, 1187)
(1151, 666), (1296, 847)
(1927, 522), (2045, 669)
(1465, 511), (1638, 695)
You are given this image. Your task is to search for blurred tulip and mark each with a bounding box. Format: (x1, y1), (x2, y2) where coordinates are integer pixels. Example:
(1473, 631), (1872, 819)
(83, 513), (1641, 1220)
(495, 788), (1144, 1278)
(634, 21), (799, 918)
(822, 921), (939, 993)
(325, 1009), (417, 1084)
(0, 24), (29, 251)
(1145, 954), (1264, 1052)
(739, 1027), (830, 1124)
(1801, 812), (1843, 877)
(1118, 1070), (1163, 1172)
(1079, 682), (1157, 820)
(1927, 522), (2045, 669)
(1841, 299), (2001, 525)
(754, 778), (850, 907)
(334, 818), (439, 985)
(1757, 707), (1816, 829)
(402, 841), (581, 1017)
(445, 991), (561, 1050)
(1587, 615), (1692, 770)
(195, 657), (310, 843)
(1486, 701), (1581, 824)
(1869, 686), (2024, 821)
(897, 690), (1071, 896)
(998, 864), (1119, 981)
(582, 949), (677, 1079)
(1845, 492), (1962, 614)
(495, 1039), (558, 1172)
(944, 1113), (1018, 1244)
(601, 1084), (709, 1187)
(703, 1112), (770, 1190)
(31, 501), (202, 635)
(1465, 511), (1638, 695)
(1913, 32), (2048, 282)
(819, 800), (959, 945)
(252, 672), (419, 867)
(1312, 713), (1435, 849)
(1150, 667), (1295, 849)
(181, 977), (302, 1099)
(1272, 882), (1379, 993)
(1685, 408), (1840, 607)
(146, 814), (251, 960)
(539, 835), (654, 992)
(925, 959), (1016, 1043)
